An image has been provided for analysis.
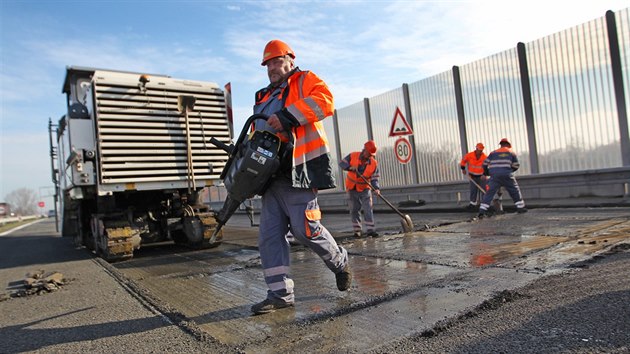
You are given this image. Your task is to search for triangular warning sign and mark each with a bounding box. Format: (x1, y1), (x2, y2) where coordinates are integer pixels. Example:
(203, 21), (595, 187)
(389, 107), (413, 137)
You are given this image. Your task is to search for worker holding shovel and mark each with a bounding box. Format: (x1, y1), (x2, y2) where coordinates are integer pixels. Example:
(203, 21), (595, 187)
(460, 142), (488, 211)
(340, 140), (381, 237)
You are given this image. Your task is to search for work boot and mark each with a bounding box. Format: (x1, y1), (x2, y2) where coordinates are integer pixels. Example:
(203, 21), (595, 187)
(353, 231), (362, 238)
(477, 210), (488, 219)
(465, 204), (477, 211)
(516, 207), (528, 214)
(365, 230), (379, 237)
(251, 298), (294, 315)
(336, 265), (352, 291)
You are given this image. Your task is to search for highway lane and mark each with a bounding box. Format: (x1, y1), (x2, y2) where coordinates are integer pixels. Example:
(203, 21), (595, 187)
(1, 207), (628, 353)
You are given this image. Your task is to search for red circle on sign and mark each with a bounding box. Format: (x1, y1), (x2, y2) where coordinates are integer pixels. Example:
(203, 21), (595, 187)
(394, 138), (412, 164)
(38, 201), (45, 208)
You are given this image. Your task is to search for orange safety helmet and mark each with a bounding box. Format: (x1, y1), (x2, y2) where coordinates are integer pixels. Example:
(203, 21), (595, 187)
(364, 140), (377, 155)
(261, 39), (295, 66)
(499, 138), (511, 147)
(475, 143), (484, 150)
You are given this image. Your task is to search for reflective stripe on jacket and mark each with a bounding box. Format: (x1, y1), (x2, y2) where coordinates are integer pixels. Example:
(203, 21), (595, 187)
(344, 152), (378, 192)
(460, 151), (487, 176)
(254, 68), (336, 189)
(483, 147), (520, 176)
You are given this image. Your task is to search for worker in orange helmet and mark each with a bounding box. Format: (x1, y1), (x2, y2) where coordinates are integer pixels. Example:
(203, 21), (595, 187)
(478, 138), (527, 217)
(250, 39), (351, 315)
(460, 142), (487, 211)
(339, 140), (381, 238)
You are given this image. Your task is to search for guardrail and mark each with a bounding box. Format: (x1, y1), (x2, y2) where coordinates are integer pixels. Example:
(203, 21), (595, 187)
(317, 167), (630, 209)
(206, 167), (630, 213)
(0, 215), (41, 226)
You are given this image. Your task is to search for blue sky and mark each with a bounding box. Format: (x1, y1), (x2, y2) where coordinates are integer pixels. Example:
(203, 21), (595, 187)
(1, 0), (627, 207)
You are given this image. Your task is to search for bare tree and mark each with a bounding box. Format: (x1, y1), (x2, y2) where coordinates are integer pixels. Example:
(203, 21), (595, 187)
(5, 188), (38, 215)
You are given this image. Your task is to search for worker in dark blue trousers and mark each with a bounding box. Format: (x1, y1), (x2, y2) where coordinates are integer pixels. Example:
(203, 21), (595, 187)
(478, 138), (527, 217)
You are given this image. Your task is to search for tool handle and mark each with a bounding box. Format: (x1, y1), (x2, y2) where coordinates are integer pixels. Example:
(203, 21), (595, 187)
(467, 175), (486, 194)
(357, 173), (407, 219)
(209, 137), (234, 154)
(216, 113), (269, 180)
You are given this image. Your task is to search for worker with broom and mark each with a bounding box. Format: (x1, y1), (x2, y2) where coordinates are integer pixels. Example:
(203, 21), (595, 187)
(340, 140), (381, 238)
(460, 142), (487, 211)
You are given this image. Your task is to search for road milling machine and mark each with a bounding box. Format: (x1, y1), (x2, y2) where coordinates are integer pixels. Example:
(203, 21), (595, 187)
(49, 66), (233, 261)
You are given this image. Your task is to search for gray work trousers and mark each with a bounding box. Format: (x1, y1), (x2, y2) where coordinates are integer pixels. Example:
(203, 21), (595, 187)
(258, 178), (348, 304)
(348, 189), (375, 233)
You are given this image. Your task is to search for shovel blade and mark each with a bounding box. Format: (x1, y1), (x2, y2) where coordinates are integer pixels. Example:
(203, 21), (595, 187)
(400, 215), (414, 233)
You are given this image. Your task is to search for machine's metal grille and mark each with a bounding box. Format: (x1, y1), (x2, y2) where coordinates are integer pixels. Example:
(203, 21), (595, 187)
(92, 71), (231, 185)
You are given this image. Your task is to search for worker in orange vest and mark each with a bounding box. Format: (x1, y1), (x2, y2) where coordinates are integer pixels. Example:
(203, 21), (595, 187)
(250, 39), (351, 315)
(460, 143), (487, 211)
(339, 140), (381, 238)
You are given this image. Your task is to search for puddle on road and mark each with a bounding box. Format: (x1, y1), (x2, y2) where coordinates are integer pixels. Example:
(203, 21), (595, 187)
(510, 219), (630, 270)
(346, 230), (567, 269)
(109, 211), (630, 350)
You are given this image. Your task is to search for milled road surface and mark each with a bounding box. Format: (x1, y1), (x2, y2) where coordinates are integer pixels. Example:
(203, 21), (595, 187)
(1, 206), (629, 353)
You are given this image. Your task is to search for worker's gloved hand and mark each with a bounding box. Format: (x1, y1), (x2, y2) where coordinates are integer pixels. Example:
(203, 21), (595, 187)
(348, 166), (358, 172)
(267, 114), (284, 132)
(374, 189), (381, 196)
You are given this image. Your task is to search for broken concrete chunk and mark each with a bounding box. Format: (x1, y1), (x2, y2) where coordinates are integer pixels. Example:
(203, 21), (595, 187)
(11, 270), (68, 298)
(25, 270), (45, 279)
(44, 272), (65, 285)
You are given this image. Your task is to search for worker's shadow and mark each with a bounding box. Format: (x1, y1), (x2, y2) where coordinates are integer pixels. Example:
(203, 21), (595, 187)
(0, 307), (169, 353)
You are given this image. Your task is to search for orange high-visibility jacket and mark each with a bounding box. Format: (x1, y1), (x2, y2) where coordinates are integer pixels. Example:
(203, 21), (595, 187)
(460, 151), (487, 176)
(345, 152), (378, 192)
(254, 69), (336, 189)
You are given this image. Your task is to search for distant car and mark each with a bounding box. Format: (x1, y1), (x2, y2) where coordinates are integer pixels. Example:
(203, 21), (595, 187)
(47, 210), (56, 218)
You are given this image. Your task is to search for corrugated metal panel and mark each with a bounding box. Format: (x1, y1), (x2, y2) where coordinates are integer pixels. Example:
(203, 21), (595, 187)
(616, 8), (630, 145)
(408, 72), (461, 184)
(459, 49), (530, 174)
(92, 71), (231, 185)
(321, 115), (343, 192)
(336, 102), (369, 156)
(526, 16), (622, 173)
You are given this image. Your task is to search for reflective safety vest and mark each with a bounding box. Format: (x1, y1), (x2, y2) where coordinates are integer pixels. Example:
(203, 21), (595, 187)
(345, 152), (378, 192)
(254, 68), (336, 189)
(460, 151), (487, 176)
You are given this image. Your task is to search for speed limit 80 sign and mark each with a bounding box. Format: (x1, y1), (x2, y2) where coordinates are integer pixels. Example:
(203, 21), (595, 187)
(394, 137), (412, 164)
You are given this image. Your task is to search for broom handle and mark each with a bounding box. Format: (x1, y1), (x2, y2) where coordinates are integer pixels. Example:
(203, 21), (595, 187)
(467, 175), (486, 194)
(357, 173), (408, 219)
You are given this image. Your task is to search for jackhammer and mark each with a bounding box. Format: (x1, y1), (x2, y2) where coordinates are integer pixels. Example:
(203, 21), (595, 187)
(207, 114), (282, 242)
